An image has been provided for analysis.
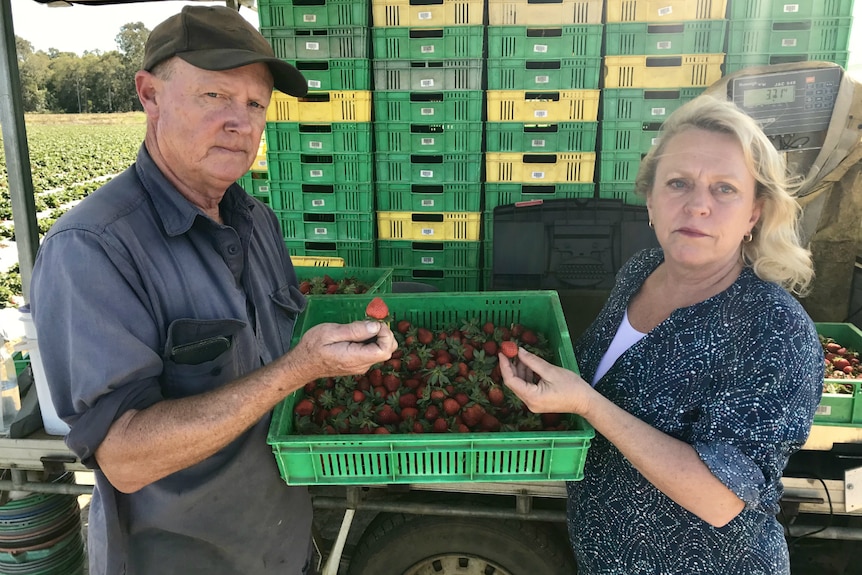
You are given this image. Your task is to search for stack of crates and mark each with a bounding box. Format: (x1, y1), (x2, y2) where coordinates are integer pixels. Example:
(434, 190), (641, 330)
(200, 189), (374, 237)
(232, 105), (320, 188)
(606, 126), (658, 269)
(371, 0), (486, 291)
(259, 0), (375, 267)
(724, 0), (854, 74)
(239, 132), (272, 205)
(483, 0), (604, 288)
(599, 0), (727, 204)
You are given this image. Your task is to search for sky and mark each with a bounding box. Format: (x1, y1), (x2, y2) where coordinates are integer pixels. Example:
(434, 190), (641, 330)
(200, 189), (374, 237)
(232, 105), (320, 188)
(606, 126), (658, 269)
(10, 1), (259, 55)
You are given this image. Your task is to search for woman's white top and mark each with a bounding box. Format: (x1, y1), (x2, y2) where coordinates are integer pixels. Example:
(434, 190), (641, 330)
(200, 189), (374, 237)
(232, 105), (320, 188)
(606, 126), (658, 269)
(591, 308), (647, 386)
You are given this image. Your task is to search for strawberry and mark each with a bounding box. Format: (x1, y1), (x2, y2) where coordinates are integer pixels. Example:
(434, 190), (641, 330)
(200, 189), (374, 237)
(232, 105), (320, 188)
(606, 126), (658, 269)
(461, 404), (485, 427)
(417, 328), (434, 345)
(400, 407), (419, 420)
(483, 341), (498, 356)
(480, 413), (501, 432)
(352, 390), (366, 403)
(443, 398), (461, 416)
(374, 427), (391, 434)
(424, 405), (440, 421)
(500, 341), (519, 359)
(399, 393), (418, 409)
(432, 418), (450, 433)
(520, 330), (538, 346)
(397, 320), (412, 333)
(482, 322), (496, 335)
(382, 374), (401, 393)
(294, 398), (315, 417)
(541, 413), (563, 427)
(299, 281), (312, 294)
(365, 297), (389, 321)
(368, 368), (383, 387)
(488, 386), (505, 406)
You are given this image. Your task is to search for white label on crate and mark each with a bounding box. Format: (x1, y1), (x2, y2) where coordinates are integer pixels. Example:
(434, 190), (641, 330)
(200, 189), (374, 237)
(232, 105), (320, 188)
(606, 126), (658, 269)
(420, 170), (434, 178)
(656, 41), (672, 50)
(418, 11), (432, 19)
(259, 185), (269, 193)
(314, 227), (328, 235)
(309, 169), (324, 178)
(303, 14), (317, 22)
(531, 139), (546, 148)
(782, 38), (798, 47)
(421, 256), (435, 264)
(421, 228), (435, 236)
(651, 137), (658, 145)
(308, 80), (322, 88)
(421, 199), (435, 207)
(815, 404), (832, 416)
(533, 44), (548, 53)
(306, 42), (320, 51)
(531, 171), (546, 179)
(783, 4), (800, 13)
(420, 107), (435, 116)
(312, 199), (326, 207)
(657, 6), (672, 16)
(309, 141), (323, 149)
(535, 75), (550, 84)
(421, 137), (436, 146)
(420, 78), (435, 88)
(421, 45), (435, 53)
(258, 160), (267, 168)
(651, 106), (667, 116)
(534, 110), (548, 118)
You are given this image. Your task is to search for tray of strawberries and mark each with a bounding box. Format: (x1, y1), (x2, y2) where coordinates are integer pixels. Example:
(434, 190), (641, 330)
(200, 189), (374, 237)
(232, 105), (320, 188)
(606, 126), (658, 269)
(815, 322), (862, 427)
(267, 291), (594, 486)
(295, 266), (393, 296)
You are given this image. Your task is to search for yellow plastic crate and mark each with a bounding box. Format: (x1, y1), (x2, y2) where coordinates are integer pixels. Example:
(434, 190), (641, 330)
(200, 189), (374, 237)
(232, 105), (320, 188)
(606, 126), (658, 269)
(486, 152), (595, 183)
(377, 211), (481, 241)
(486, 90), (599, 122)
(251, 133), (268, 172)
(266, 91), (372, 122)
(372, 0), (484, 26)
(605, 0), (727, 22)
(603, 54), (724, 89)
(290, 256), (345, 267)
(487, 0), (602, 25)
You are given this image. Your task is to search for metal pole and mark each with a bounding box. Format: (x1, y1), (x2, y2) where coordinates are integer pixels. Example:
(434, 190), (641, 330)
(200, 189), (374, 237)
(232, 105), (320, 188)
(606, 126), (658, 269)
(0, 480), (92, 496)
(0, 0), (41, 303)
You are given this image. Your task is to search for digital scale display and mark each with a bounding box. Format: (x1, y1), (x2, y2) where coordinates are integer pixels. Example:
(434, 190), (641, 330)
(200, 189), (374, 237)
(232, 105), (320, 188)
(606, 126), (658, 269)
(730, 67), (841, 137)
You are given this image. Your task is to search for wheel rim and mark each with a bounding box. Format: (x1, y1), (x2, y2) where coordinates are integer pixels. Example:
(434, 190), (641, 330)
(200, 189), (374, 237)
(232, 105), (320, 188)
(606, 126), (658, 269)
(402, 553), (516, 575)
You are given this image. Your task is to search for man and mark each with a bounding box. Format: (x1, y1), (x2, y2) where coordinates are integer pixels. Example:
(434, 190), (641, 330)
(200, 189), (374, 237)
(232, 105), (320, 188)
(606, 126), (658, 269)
(30, 6), (396, 575)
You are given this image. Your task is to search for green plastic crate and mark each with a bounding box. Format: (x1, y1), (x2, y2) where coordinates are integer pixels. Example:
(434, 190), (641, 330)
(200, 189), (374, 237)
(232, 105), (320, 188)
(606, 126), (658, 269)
(815, 322), (862, 426)
(487, 57), (601, 90)
(488, 25), (603, 58)
(372, 26), (485, 60)
(375, 153), (482, 184)
(484, 183), (595, 213)
(604, 20), (727, 55)
(277, 211), (374, 241)
(267, 291), (593, 485)
(270, 182), (373, 213)
(238, 172), (271, 199)
(597, 183), (645, 206)
(375, 183), (482, 212)
(268, 151), (373, 184)
(373, 59), (484, 91)
(727, 18), (852, 54)
(601, 120), (663, 154)
(264, 27), (370, 59)
(373, 122), (483, 153)
(285, 239), (375, 267)
(485, 122), (598, 153)
(377, 239), (481, 268)
(601, 87), (704, 121)
(258, 0), (369, 28)
(724, 51), (850, 74)
(286, 59), (372, 91)
(294, 265), (393, 295)
(598, 151), (645, 183)
(391, 268), (483, 292)
(373, 90), (484, 124)
(728, 0), (855, 20)
(266, 122), (372, 154)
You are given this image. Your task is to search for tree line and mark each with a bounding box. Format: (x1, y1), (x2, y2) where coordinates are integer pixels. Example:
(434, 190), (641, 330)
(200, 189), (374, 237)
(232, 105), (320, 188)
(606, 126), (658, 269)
(16, 23), (150, 114)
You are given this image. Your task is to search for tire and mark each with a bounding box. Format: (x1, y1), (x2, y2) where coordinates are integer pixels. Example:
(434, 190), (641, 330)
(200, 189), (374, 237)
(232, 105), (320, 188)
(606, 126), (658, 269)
(346, 513), (577, 575)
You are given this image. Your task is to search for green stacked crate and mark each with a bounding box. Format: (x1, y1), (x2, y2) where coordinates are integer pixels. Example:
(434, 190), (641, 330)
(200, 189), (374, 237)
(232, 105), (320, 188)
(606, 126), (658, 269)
(724, 0), (854, 74)
(371, 0), (485, 291)
(599, 0), (726, 205)
(259, 0), (374, 267)
(484, 1), (603, 288)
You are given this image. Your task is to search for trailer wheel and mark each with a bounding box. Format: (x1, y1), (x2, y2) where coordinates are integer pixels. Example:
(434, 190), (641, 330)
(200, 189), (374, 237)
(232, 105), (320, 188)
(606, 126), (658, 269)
(346, 513), (577, 575)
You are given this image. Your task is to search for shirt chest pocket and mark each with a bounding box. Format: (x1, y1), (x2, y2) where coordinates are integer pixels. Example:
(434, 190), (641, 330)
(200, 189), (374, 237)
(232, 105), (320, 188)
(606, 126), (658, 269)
(269, 284), (307, 356)
(161, 318), (247, 398)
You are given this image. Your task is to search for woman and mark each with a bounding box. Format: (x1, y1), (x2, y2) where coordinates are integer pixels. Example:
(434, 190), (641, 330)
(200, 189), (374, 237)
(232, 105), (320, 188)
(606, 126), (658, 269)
(500, 95), (823, 574)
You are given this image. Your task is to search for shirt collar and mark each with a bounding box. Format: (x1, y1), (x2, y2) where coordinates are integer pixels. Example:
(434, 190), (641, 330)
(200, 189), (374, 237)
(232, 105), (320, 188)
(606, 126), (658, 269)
(134, 144), (256, 237)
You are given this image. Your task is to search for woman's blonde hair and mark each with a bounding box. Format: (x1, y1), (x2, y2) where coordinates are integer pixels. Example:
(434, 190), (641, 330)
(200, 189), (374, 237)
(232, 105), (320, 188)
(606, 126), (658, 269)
(634, 95), (814, 295)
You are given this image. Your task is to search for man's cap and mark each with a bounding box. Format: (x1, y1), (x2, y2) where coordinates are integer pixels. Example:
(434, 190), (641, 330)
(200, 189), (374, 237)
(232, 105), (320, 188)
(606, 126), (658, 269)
(143, 5), (308, 97)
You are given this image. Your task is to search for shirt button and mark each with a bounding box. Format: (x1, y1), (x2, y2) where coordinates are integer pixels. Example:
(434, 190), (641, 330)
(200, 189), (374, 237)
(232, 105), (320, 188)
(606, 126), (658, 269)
(228, 245), (239, 255)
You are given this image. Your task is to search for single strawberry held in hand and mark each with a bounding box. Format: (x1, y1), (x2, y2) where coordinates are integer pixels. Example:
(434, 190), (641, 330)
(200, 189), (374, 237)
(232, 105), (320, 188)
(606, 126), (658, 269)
(500, 340), (519, 359)
(365, 297), (389, 321)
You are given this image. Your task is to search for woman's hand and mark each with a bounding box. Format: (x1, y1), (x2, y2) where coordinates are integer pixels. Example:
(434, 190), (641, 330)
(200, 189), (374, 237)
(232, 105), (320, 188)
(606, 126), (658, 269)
(498, 347), (595, 416)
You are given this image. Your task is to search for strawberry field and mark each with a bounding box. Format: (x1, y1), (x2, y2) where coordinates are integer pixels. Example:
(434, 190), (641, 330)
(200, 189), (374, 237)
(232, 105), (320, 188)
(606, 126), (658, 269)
(0, 113), (144, 304)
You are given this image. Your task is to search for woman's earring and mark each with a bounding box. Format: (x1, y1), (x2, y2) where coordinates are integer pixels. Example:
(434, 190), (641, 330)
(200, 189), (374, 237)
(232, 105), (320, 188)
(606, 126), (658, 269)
(648, 220), (654, 229)
(743, 232), (753, 243)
